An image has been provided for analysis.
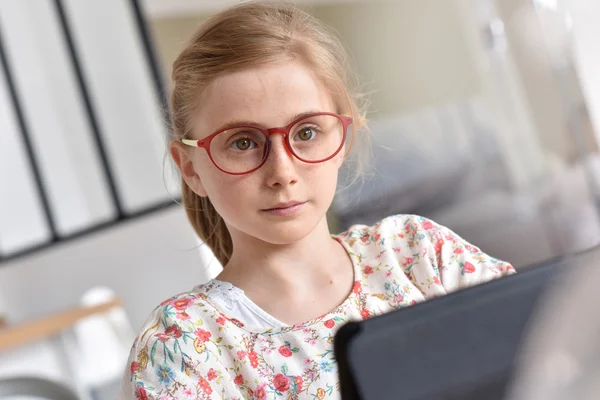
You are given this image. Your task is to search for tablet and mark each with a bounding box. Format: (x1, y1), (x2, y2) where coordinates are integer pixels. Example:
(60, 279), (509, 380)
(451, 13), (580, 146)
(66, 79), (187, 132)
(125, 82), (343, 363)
(334, 257), (565, 400)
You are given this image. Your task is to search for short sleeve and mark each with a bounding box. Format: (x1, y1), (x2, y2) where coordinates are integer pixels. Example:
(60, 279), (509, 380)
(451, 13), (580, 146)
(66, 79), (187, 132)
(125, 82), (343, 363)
(118, 297), (225, 400)
(386, 215), (515, 296)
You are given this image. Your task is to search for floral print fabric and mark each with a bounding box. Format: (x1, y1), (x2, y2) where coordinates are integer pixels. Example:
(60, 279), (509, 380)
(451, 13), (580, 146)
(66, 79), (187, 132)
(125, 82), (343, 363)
(120, 215), (515, 399)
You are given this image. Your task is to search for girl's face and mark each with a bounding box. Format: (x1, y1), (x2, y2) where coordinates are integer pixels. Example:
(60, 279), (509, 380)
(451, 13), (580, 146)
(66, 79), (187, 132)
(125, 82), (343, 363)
(171, 61), (345, 245)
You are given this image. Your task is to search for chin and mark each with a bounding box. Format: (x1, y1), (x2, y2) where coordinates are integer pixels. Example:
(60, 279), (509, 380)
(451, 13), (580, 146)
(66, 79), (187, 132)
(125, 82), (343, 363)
(251, 216), (320, 245)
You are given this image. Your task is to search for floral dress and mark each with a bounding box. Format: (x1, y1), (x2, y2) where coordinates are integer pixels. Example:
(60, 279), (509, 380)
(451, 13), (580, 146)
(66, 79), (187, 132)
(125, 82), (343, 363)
(120, 215), (515, 399)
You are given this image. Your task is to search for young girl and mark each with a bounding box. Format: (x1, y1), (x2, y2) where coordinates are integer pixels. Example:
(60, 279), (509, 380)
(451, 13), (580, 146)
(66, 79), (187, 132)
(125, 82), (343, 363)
(121, 1), (514, 399)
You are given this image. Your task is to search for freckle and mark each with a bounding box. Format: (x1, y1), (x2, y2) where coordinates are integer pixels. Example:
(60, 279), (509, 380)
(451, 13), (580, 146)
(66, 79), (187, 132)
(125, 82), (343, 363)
(330, 280), (333, 285)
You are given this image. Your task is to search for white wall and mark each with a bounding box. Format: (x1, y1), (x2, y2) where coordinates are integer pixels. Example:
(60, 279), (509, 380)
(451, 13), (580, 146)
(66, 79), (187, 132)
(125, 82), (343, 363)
(0, 207), (215, 330)
(569, 0), (600, 146)
(493, 0), (576, 161)
(308, 0), (482, 115)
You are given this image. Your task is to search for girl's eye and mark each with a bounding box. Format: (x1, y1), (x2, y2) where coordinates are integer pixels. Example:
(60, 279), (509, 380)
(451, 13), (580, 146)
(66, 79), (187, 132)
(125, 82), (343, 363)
(295, 127), (317, 141)
(231, 138), (257, 150)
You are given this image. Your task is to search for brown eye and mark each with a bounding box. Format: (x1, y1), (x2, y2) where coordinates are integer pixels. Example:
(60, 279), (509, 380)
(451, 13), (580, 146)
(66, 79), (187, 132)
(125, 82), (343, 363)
(231, 138), (255, 151)
(296, 127), (316, 141)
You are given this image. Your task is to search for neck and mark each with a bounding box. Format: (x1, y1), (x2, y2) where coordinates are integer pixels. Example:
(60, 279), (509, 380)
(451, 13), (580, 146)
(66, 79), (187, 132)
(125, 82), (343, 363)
(217, 217), (344, 295)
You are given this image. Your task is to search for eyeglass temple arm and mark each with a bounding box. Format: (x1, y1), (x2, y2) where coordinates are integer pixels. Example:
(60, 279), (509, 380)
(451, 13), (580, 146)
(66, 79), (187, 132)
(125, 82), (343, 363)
(181, 139), (202, 147)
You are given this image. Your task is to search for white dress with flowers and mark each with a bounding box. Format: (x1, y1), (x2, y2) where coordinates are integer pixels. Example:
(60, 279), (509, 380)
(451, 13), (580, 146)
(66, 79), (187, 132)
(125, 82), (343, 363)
(120, 214), (515, 400)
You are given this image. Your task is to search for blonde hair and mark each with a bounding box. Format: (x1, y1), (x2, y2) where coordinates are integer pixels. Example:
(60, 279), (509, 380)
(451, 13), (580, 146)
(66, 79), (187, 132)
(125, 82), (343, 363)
(170, 0), (368, 266)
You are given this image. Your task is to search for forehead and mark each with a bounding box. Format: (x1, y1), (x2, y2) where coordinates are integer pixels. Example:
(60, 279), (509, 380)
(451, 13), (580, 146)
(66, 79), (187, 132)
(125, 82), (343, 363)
(193, 61), (336, 136)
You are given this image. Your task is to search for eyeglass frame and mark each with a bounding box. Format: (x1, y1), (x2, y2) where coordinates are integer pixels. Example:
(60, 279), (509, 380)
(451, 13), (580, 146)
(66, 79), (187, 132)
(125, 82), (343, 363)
(181, 112), (353, 175)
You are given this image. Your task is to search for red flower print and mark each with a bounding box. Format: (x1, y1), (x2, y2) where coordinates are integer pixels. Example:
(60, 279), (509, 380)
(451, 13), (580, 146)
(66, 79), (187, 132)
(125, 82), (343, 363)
(433, 276), (441, 285)
(234, 374), (244, 385)
(130, 361), (138, 375)
(465, 244), (479, 253)
(199, 377), (212, 394)
(195, 328), (212, 342)
(402, 257), (415, 267)
(165, 325), (182, 338)
(464, 262), (476, 274)
(230, 318), (244, 327)
(255, 384), (267, 399)
(363, 266), (374, 275)
(454, 247), (464, 254)
(279, 346), (293, 357)
(374, 233), (381, 242)
(393, 294), (404, 303)
(135, 386), (148, 400)
(352, 281), (362, 294)
(295, 375), (304, 389)
(249, 351), (259, 368)
(435, 238), (444, 254)
(273, 374), (290, 392)
(237, 350), (247, 360)
(176, 311), (190, 320)
(216, 316), (226, 325)
(172, 298), (192, 310)
(156, 325), (182, 341)
(207, 368), (217, 381)
(248, 388), (254, 397)
(360, 233), (370, 243)
(360, 309), (370, 319)
(422, 220), (434, 230)
(324, 319), (335, 328)
(159, 298), (171, 307)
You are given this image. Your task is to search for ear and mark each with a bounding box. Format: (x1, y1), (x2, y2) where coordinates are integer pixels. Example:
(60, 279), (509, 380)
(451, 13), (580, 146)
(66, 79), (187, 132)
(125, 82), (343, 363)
(170, 140), (208, 197)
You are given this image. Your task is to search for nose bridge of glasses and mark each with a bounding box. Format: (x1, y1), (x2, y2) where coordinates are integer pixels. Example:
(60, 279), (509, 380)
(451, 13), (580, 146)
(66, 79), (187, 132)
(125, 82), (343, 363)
(266, 127), (288, 136)
(264, 127), (296, 161)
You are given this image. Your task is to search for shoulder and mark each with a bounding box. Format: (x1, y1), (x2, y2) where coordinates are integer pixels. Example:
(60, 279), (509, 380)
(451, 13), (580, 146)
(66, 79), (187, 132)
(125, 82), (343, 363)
(131, 286), (237, 347)
(122, 290), (232, 398)
(336, 214), (441, 249)
(127, 290), (210, 358)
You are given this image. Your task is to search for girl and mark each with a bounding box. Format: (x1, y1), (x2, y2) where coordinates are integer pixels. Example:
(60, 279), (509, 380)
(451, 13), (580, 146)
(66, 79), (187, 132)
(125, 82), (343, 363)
(121, 1), (514, 399)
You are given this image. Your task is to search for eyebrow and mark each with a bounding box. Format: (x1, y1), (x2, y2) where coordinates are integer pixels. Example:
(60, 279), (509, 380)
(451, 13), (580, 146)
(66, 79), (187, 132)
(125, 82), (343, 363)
(212, 110), (325, 132)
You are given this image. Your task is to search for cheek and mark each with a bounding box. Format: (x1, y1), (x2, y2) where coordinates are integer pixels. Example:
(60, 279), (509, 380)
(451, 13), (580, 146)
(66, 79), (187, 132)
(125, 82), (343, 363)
(200, 170), (256, 215)
(193, 155), (229, 198)
(305, 162), (340, 198)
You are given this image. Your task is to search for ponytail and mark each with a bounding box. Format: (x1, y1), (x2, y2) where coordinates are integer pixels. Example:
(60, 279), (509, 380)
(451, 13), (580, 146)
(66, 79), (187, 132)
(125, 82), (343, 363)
(182, 183), (233, 266)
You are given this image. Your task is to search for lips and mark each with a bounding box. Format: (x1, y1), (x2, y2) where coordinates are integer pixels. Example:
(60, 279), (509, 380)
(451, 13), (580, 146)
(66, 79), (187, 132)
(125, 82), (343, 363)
(263, 201), (305, 211)
(261, 201), (307, 216)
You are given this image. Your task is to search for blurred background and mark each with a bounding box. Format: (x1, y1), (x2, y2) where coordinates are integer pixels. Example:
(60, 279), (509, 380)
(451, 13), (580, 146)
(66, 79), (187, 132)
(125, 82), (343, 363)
(1, 0), (600, 398)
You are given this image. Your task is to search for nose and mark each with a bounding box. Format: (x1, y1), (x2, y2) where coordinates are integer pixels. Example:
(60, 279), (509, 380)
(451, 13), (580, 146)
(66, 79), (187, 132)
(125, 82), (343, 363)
(263, 133), (298, 189)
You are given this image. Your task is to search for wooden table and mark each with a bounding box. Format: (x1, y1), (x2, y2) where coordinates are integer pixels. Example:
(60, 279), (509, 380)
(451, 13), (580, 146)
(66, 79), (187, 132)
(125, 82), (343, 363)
(0, 299), (122, 353)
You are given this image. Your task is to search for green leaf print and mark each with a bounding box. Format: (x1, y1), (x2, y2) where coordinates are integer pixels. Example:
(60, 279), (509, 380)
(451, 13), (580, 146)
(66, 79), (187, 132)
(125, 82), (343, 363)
(281, 364), (288, 375)
(150, 340), (158, 367)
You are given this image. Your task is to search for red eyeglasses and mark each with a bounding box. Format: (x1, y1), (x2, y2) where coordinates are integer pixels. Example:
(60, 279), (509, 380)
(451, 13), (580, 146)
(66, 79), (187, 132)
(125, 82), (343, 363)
(181, 112), (353, 175)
